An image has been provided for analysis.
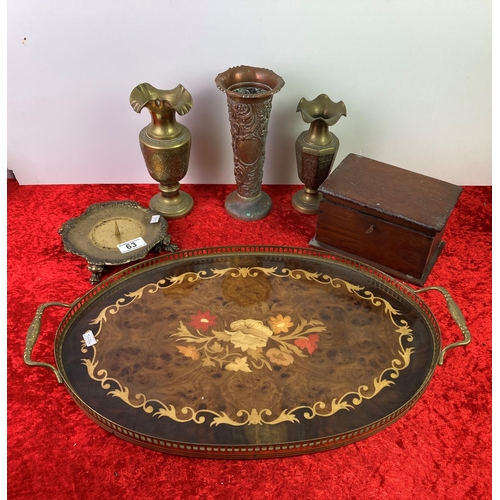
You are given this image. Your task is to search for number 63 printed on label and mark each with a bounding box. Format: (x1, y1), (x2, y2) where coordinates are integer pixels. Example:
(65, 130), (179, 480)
(117, 237), (147, 254)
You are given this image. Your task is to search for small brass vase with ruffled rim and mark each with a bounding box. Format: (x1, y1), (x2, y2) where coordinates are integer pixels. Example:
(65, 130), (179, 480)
(130, 83), (194, 219)
(292, 94), (346, 215)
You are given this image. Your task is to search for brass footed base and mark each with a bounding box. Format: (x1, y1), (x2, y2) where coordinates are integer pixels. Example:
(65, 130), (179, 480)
(291, 188), (322, 215)
(149, 184), (193, 219)
(225, 190), (272, 221)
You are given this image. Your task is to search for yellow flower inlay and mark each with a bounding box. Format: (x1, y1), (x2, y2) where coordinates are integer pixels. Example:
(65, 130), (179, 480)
(177, 345), (201, 360)
(268, 314), (294, 334)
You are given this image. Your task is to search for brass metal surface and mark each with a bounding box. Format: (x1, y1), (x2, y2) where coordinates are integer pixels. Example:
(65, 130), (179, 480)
(130, 83), (194, 218)
(292, 94), (346, 215)
(215, 66), (285, 221)
(24, 302), (72, 383)
(59, 200), (176, 283)
(415, 286), (471, 365)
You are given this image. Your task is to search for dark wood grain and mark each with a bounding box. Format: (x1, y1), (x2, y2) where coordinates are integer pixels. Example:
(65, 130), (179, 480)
(313, 154), (462, 284)
(58, 249), (439, 456)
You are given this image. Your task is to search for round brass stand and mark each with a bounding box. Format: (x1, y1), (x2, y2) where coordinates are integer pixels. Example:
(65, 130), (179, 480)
(58, 200), (177, 283)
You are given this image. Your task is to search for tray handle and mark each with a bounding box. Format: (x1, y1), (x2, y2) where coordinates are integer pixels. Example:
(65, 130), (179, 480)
(24, 301), (73, 383)
(415, 286), (471, 366)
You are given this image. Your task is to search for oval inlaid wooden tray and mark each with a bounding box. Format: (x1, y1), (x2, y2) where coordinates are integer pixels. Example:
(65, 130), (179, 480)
(25, 246), (470, 458)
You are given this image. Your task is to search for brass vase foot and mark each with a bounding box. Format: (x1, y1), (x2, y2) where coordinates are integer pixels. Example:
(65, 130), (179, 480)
(225, 190), (272, 221)
(291, 187), (322, 215)
(149, 183), (193, 219)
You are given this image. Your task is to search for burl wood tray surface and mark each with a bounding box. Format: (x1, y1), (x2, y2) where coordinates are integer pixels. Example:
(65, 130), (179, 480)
(33, 246), (464, 458)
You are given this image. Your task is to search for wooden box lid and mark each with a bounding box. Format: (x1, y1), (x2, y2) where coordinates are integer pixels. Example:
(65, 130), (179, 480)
(319, 154), (462, 233)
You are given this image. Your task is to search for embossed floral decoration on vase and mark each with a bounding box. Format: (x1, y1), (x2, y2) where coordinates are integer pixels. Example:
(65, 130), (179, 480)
(215, 65), (285, 221)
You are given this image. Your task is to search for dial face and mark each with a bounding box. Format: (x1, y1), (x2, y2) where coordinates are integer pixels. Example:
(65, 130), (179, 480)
(60, 201), (169, 267)
(90, 217), (145, 250)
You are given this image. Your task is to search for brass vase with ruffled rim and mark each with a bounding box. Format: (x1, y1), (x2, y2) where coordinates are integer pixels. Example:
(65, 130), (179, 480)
(215, 65), (285, 221)
(292, 94), (346, 215)
(130, 83), (194, 219)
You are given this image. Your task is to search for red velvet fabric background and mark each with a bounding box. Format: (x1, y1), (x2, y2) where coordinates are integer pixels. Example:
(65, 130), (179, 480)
(7, 181), (491, 499)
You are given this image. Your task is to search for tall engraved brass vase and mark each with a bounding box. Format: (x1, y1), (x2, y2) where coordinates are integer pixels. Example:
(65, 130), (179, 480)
(215, 66), (285, 221)
(130, 83), (194, 219)
(292, 94), (346, 215)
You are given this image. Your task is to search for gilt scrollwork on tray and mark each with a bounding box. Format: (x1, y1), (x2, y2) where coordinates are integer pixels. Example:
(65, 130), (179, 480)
(80, 266), (415, 427)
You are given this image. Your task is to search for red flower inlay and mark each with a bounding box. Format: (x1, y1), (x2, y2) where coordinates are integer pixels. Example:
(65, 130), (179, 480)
(294, 334), (319, 354)
(189, 311), (217, 331)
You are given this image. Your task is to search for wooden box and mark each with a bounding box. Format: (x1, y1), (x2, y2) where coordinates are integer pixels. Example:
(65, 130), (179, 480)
(310, 154), (462, 285)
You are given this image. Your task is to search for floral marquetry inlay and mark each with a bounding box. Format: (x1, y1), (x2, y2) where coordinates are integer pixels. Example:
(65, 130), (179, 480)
(172, 311), (324, 373)
(81, 265), (415, 427)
